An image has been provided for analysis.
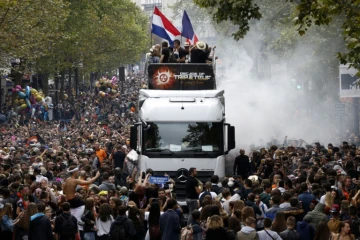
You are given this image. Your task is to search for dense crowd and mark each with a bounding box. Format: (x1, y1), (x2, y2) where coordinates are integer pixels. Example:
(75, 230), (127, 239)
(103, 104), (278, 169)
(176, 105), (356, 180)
(1, 41), (360, 240)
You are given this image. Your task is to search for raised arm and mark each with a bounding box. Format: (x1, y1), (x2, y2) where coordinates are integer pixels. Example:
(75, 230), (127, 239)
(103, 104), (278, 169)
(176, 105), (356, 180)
(77, 171), (100, 185)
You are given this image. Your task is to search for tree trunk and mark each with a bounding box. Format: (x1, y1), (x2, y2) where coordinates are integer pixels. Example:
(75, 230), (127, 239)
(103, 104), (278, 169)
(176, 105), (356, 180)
(59, 70), (65, 100)
(42, 73), (49, 96)
(90, 72), (93, 91)
(74, 67), (79, 97)
(54, 73), (59, 106)
(68, 68), (72, 97)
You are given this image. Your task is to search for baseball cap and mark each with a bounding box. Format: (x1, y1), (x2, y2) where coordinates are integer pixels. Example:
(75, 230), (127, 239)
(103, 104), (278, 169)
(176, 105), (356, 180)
(330, 204), (340, 213)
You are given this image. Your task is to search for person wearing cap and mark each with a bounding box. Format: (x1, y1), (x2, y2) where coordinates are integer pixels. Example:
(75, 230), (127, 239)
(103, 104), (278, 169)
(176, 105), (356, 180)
(328, 204), (341, 233)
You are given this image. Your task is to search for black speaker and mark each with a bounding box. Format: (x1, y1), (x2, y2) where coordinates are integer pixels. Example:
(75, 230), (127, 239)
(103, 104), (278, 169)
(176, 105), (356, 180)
(119, 67), (125, 82)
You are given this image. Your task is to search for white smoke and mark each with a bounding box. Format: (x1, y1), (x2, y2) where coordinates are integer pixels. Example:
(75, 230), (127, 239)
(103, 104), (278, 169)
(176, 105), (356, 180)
(194, 22), (341, 149)
(169, 2), (346, 149)
(216, 32), (339, 148)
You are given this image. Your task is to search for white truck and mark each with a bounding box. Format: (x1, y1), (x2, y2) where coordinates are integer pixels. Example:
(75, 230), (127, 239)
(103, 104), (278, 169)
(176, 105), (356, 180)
(130, 63), (235, 199)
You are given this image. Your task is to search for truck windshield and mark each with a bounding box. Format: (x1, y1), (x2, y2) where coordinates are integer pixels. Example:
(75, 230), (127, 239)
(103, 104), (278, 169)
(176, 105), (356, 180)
(143, 122), (222, 152)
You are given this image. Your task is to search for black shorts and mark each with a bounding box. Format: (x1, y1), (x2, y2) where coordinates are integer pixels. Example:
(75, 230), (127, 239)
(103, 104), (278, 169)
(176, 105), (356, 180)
(67, 197), (85, 208)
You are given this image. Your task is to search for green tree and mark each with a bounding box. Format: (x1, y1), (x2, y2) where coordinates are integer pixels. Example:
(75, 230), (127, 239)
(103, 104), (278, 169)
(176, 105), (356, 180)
(0, 0), (69, 68)
(32, 0), (149, 98)
(193, 0), (360, 69)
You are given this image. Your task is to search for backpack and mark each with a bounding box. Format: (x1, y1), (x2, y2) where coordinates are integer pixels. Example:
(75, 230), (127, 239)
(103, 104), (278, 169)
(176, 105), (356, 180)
(199, 191), (212, 204)
(149, 224), (161, 240)
(181, 224), (198, 240)
(110, 218), (128, 240)
(60, 214), (77, 236)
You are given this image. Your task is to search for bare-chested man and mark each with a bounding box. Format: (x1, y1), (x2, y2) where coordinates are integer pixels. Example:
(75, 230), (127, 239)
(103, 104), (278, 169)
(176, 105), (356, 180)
(63, 166), (100, 208)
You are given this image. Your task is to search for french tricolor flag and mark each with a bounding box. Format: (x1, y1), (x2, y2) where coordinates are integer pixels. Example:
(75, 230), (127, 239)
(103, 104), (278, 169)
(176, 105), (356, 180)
(182, 10), (199, 45)
(151, 7), (180, 46)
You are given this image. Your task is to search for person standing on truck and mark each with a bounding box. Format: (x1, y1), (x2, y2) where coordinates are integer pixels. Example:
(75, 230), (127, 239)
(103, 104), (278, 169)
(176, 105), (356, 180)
(173, 39), (186, 63)
(233, 149), (251, 180)
(186, 168), (201, 216)
(159, 41), (171, 63)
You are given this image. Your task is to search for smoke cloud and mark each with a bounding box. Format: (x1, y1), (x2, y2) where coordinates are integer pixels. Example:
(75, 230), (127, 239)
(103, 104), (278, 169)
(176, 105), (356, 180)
(191, 13), (344, 149)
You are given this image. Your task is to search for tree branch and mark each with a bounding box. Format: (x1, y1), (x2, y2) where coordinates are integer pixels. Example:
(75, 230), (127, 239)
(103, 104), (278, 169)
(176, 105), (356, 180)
(7, 1), (37, 24)
(0, 8), (11, 28)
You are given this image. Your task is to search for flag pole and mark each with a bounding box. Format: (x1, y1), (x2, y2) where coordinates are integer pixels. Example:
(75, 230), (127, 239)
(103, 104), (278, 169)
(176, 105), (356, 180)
(181, 10), (184, 46)
(150, 12), (153, 48)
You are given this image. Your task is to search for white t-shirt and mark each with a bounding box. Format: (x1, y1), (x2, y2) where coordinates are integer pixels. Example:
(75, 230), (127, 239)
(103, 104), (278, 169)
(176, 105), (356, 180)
(320, 194), (326, 204)
(95, 216), (114, 236)
(199, 191), (217, 200)
(280, 202), (291, 209)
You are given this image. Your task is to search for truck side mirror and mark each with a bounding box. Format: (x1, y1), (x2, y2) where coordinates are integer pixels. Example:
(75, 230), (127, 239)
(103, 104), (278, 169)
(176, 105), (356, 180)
(228, 125), (235, 150)
(130, 125), (138, 150)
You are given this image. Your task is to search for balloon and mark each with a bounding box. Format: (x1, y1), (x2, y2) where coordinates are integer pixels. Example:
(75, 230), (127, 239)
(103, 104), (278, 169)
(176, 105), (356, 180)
(30, 95), (36, 104)
(36, 95), (43, 102)
(99, 91), (105, 98)
(15, 85), (22, 90)
(64, 94), (68, 100)
(25, 86), (31, 98)
(20, 104), (27, 110)
(25, 98), (31, 108)
(44, 96), (52, 104)
(17, 91), (26, 99)
(14, 99), (19, 105)
(16, 106), (21, 112)
(106, 88), (111, 93)
(30, 88), (38, 95)
(19, 99), (25, 104)
(12, 88), (17, 94)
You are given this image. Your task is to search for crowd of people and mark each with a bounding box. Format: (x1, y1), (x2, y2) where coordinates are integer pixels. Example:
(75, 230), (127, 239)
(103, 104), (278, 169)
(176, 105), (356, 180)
(148, 40), (215, 64)
(1, 40), (360, 240)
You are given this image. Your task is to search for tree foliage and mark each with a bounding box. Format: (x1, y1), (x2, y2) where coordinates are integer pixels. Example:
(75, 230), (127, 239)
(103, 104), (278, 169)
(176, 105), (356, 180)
(0, 0), (69, 67)
(0, 0), (149, 80)
(193, 0), (262, 40)
(194, 0), (360, 69)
